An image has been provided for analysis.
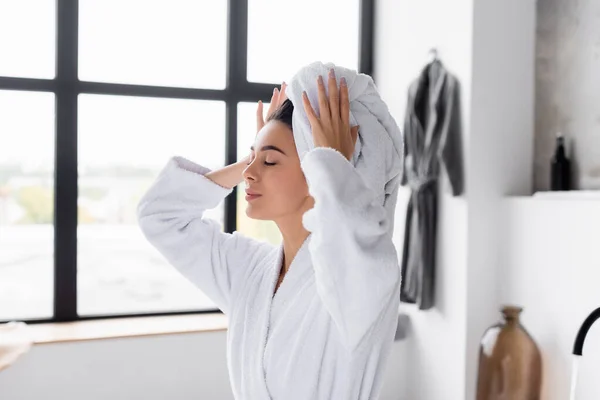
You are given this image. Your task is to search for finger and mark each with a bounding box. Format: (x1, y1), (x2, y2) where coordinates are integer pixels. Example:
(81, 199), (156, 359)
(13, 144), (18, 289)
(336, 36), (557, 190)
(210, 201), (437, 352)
(256, 100), (264, 132)
(327, 69), (340, 129)
(279, 82), (288, 105)
(351, 125), (359, 146)
(340, 77), (350, 130)
(266, 87), (279, 118)
(316, 75), (331, 123)
(302, 91), (319, 126)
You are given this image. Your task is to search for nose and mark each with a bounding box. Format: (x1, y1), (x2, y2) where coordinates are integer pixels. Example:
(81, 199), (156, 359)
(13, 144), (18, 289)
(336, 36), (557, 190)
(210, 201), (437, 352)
(243, 157), (258, 183)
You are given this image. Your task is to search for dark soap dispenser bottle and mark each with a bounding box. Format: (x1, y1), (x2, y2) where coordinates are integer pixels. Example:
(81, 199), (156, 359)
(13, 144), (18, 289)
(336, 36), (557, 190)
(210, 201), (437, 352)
(551, 133), (571, 191)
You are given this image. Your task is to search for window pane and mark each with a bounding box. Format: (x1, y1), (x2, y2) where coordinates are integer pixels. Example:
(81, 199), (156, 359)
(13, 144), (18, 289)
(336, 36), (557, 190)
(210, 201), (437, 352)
(78, 95), (225, 316)
(0, 90), (55, 321)
(236, 102), (282, 245)
(79, 0), (227, 89)
(0, 1), (56, 78)
(247, 0), (360, 84)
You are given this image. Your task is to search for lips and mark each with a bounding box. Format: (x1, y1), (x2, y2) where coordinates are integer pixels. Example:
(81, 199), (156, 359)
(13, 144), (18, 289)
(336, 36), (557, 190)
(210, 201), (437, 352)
(245, 189), (262, 201)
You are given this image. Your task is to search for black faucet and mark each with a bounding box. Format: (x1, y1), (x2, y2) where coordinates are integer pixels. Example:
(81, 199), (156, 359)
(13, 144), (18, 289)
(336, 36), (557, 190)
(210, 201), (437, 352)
(573, 307), (600, 356)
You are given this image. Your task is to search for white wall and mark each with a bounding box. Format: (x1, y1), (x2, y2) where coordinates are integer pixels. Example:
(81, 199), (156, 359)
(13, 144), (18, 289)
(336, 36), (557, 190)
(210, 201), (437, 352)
(0, 331), (233, 400)
(375, 0), (536, 399)
(501, 198), (600, 400)
(391, 192), (468, 400)
(466, 1), (536, 398)
(375, 1), (473, 399)
(0, 330), (407, 400)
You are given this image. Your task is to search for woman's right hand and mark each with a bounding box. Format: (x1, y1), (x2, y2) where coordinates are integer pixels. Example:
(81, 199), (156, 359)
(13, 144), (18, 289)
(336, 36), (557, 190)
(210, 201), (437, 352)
(256, 82), (288, 133)
(205, 83), (289, 189)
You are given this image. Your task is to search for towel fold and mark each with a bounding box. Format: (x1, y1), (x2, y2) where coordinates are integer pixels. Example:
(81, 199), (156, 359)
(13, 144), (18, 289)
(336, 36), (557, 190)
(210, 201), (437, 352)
(285, 61), (404, 228)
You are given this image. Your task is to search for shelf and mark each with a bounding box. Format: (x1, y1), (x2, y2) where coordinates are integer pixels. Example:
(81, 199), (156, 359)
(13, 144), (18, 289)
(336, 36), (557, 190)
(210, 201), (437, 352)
(505, 191), (600, 202)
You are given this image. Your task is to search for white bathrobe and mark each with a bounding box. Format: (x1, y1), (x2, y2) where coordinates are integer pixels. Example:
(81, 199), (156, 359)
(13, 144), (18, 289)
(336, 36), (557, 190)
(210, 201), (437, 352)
(137, 147), (401, 400)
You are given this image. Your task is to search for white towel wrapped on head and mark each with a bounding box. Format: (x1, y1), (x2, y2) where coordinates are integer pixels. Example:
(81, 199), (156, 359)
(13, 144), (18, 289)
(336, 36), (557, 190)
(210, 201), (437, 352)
(285, 61), (404, 231)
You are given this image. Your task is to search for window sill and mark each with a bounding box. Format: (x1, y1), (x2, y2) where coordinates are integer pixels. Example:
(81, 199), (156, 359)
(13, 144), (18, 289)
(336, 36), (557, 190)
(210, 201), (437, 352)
(27, 313), (228, 345)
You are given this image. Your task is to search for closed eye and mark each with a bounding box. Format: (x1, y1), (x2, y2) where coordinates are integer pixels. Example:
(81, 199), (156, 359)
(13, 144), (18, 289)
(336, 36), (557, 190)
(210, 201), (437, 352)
(245, 156), (277, 166)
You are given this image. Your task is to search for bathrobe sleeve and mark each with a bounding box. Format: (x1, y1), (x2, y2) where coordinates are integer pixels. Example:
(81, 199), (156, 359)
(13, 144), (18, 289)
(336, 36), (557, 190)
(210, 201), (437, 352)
(137, 156), (272, 315)
(439, 76), (464, 196)
(300, 147), (401, 352)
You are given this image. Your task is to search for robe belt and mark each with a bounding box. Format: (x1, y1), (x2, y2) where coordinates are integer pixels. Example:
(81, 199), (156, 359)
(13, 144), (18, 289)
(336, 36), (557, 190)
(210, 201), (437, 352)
(407, 176), (437, 192)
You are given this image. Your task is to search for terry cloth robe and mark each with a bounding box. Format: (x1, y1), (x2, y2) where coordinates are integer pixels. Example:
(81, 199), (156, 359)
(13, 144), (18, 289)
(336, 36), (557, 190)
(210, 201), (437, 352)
(137, 148), (402, 400)
(400, 60), (464, 310)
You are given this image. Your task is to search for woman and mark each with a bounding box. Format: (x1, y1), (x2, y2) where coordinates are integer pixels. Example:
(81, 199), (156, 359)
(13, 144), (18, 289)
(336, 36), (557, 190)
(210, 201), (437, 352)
(138, 69), (402, 399)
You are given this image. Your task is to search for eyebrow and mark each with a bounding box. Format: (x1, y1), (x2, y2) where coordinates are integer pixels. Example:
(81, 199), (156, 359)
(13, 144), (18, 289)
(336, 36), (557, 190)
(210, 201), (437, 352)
(249, 145), (287, 156)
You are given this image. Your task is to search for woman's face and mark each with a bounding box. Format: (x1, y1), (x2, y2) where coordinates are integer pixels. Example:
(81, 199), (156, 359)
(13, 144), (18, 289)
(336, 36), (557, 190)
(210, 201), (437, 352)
(243, 120), (312, 221)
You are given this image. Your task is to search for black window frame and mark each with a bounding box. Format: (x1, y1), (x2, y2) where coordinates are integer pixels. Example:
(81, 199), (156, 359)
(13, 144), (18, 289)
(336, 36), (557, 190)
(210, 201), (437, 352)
(0, 0), (375, 324)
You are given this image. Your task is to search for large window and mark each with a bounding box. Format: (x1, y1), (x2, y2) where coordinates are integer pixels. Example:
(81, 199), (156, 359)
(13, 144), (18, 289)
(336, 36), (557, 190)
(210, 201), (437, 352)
(0, 0), (374, 323)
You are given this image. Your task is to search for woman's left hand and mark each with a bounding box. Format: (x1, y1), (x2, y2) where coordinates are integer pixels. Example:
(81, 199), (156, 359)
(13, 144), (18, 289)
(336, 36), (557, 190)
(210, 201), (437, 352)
(302, 69), (359, 161)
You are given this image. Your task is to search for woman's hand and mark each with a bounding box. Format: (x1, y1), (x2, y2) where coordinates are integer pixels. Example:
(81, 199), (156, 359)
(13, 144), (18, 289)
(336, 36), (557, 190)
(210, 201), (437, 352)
(243, 83), (287, 165)
(256, 82), (288, 133)
(301, 69), (359, 161)
(239, 83), (288, 184)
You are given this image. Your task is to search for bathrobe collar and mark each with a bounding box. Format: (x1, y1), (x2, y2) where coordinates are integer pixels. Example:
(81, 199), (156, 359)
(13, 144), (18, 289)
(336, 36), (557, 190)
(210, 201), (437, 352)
(406, 60), (448, 177)
(253, 234), (313, 399)
(268, 234), (314, 327)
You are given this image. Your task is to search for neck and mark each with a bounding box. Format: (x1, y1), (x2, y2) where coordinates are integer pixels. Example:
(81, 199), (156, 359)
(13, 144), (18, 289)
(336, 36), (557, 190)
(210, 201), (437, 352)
(274, 208), (312, 274)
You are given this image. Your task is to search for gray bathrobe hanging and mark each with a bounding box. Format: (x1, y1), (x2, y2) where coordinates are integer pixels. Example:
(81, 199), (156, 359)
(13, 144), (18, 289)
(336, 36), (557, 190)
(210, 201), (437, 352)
(400, 60), (463, 310)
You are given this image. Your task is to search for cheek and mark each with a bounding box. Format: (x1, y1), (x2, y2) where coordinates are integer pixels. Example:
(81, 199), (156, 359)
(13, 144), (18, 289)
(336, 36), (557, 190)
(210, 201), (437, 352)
(270, 170), (309, 205)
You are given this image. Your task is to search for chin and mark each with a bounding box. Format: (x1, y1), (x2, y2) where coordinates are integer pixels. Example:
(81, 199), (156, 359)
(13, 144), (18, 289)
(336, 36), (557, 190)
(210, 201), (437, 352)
(245, 205), (270, 221)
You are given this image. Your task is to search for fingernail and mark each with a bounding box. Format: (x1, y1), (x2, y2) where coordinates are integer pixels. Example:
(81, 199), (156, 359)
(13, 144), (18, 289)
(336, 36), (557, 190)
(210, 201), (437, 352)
(340, 77), (347, 86)
(273, 87), (278, 93)
(302, 90), (307, 98)
(317, 75), (323, 85)
(329, 69), (336, 79)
